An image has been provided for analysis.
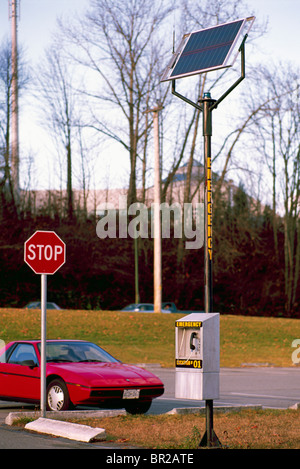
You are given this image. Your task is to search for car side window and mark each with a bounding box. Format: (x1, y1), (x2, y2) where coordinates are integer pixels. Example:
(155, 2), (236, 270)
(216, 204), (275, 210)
(8, 344), (38, 366)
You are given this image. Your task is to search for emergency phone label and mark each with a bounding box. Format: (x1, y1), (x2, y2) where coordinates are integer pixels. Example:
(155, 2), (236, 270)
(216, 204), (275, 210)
(176, 321), (202, 328)
(175, 359), (203, 369)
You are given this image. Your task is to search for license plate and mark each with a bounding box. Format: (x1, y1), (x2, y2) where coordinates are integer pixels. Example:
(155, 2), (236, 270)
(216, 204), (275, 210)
(123, 389), (140, 399)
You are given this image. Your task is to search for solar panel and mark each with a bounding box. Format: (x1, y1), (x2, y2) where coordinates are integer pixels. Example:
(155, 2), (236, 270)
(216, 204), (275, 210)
(161, 17), (255, 82)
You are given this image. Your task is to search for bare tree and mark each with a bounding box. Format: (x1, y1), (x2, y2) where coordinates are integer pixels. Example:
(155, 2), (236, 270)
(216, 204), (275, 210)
(0, 37), (28, 216)
(0, 39), (12, 208)
(246, 63), (300, 314)
(61, 0), (174, 206)
(263, 66), (299, 315)
(35, 45), (78, 220)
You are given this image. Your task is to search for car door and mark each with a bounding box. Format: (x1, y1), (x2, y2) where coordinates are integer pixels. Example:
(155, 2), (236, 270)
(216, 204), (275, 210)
(0, 343), (40, 401)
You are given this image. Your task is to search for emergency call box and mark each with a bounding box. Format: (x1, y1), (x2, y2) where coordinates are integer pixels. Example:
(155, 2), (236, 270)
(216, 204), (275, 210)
(175, 313), (220, 400)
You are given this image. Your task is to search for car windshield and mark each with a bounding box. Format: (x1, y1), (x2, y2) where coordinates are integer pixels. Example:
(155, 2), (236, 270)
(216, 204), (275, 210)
(37, 341), (119, 364)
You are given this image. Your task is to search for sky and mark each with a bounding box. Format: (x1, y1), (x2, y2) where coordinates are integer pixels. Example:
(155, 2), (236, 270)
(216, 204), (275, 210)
(1, 0), (87, 60)
(249, 0), (300, 65)
(0, 0), (299, 191)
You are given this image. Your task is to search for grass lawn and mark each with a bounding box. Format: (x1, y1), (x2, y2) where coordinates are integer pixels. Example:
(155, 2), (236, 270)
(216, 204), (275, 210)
(15, 408), (300, 449)
(69, 408), (300, 449)
(1, 309), (299, 367)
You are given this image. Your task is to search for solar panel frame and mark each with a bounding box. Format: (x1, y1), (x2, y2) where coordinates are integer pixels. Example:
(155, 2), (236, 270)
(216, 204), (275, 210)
(161, 17), (255, 82)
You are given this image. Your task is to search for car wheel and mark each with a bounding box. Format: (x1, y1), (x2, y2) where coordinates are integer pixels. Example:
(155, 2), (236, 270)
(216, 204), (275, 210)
(125, 400), (152, 414)
(46, 379), (71, 411)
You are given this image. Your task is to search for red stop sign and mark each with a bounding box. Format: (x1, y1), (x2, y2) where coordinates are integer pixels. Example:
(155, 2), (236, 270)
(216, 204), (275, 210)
(24, 231), (66, 275)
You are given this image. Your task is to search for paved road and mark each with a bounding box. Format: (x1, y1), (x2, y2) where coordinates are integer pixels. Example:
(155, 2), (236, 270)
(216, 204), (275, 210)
(0, 366), (299, 448)
(149, 366), (300, 413)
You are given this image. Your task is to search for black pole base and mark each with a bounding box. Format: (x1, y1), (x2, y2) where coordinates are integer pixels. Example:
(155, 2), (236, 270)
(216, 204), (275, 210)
(199, 399), (222, 448)
(199, 429), (222, 448)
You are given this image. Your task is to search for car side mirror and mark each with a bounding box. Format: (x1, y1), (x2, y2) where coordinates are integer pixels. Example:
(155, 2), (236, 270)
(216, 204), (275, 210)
(21, 360), (37, 368)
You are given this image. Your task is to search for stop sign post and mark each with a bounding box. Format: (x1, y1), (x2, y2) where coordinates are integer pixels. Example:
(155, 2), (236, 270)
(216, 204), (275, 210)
(24, 231), (66, 417)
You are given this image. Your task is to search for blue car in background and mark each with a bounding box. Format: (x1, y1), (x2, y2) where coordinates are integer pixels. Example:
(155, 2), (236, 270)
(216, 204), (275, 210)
(24, 301), (61, 310)
(121, 303), (171, 313)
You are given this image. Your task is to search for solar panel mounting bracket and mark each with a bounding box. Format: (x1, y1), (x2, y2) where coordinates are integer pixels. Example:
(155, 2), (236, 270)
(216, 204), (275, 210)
(210, 32), (247, 111)
(171, 80), (203, 112)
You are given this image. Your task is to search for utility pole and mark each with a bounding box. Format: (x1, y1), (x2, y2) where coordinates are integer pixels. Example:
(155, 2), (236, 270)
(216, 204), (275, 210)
(147, 105), (163, 313)
(9, 0), (20, 208)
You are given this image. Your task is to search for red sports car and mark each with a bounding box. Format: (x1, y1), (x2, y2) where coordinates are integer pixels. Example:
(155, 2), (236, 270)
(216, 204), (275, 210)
(0, 340), (164, 414)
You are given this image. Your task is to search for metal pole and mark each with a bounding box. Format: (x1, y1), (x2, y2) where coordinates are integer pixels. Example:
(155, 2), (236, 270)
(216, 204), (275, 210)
(153, 107), (162, 313)
(10, 0), (20, 207)
(199, 92), (221, 448)
(134, 237), (140, 304)
(202, 92), (214, 314)
(206, 399), (214, 447)
(40, 274), (47, 417)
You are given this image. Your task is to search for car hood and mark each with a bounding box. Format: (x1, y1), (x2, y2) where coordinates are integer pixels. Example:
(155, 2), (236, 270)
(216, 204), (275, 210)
(47, 362), (164, 388)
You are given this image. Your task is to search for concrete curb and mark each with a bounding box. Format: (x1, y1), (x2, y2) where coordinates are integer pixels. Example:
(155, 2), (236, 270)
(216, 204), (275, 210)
(166, 405), (263, 415)
(5, 408), (126, 426)
(25, 417), (106, 443)
(289, 402), (300, 410)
